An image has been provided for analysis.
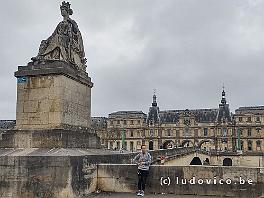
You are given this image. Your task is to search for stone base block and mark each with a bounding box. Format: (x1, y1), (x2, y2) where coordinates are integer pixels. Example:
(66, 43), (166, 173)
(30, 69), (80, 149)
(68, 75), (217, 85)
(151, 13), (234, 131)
(0, 126), (100, 148)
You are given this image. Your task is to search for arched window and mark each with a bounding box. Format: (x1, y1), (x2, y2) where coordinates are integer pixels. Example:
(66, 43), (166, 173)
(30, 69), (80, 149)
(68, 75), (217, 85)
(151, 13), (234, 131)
(223, 158), (232, 166)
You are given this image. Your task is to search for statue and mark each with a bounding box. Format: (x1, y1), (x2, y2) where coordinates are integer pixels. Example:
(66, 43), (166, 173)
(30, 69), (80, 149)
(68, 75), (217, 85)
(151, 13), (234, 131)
(31, 1), (87, 71)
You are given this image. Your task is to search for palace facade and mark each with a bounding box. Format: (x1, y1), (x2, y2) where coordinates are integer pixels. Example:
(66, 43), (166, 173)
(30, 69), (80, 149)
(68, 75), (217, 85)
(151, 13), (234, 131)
(94, 89), (264, 153)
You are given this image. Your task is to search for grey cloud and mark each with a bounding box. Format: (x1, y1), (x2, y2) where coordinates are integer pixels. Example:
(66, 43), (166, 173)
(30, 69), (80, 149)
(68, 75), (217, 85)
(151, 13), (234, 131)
(1, 0), (264, 119)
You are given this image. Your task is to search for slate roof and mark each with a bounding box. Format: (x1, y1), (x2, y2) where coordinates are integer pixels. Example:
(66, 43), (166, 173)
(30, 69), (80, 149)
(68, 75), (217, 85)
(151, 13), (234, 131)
(235, 106), (264, 114)
(216, 104), (232, 123)
(147, 106), (160, 124)
(159, 109), (219, 124)
(109, 111), (147, 119)
(0, 120), (16, 130)
(91, 117), (107, 129)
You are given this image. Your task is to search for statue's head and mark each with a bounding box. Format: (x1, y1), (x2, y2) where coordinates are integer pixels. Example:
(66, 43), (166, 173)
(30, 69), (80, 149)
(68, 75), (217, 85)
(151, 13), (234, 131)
(60, 1), (73, 17)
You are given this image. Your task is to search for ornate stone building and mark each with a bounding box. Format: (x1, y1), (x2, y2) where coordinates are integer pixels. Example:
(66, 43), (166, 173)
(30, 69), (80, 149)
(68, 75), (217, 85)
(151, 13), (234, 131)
(234, 106), (264, 152)
(97, 89), (263, 153)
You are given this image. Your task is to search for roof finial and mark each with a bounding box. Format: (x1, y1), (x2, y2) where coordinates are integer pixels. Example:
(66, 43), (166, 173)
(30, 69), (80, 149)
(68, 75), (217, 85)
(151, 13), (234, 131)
(221, 84), (226, 104)
(152, 88), (157, 107)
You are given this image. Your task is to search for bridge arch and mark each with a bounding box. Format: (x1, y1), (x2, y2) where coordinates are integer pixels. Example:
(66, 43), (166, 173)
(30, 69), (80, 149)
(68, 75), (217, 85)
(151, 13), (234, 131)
(223, 158), (232, 166)
(190, 157), (202, 165)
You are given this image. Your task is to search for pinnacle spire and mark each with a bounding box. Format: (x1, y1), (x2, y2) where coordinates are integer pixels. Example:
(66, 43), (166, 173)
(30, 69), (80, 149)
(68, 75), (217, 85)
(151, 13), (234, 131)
(152, 89), (157, 107)
(221, 84), (226, 104)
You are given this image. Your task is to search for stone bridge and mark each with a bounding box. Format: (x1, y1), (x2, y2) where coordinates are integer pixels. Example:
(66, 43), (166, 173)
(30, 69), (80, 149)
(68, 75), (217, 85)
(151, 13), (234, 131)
(0, 147), (263, 198)
(164, 149), (264, 167)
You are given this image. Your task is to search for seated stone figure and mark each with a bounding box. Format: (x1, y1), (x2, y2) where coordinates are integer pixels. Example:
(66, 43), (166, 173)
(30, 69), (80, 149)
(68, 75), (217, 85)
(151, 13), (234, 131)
(32, 1), (87, 71)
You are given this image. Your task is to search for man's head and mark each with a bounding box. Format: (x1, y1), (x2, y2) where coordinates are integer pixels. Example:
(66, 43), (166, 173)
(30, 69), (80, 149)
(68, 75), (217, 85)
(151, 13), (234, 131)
(141, 144), (147, 153)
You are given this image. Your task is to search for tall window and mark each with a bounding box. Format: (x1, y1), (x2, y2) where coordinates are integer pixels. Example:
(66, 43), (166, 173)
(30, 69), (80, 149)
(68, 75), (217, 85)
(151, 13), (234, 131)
(247, 117), (251, 122)
(176, 130), (180, 138)
(124, 120), (127, 125)
(222, 128), (227, 136)
(184, 127), (190, 137)
(130, 142), (134, 151)
(167, 129), (171, 136)
(137, 141), (141, 149)
(247, 129), (252, 137)
(241, 140), (244, 150)
(117, 120), (120, 124)
(256, 140), (261, 150)
(256, 128), (261, 134)
(240, 129), (243, 137)
(150, 129), (154, 137)
(116, 141), (120, 150)
(137, 120), (140, 125)
(238, 117), (242, 122)
(256, 116), (260, 122)
(204, 128), (208, 136)
(130, 130), (134, 137)
(130, 120), (134, 125)
(248, 140), (252, 151)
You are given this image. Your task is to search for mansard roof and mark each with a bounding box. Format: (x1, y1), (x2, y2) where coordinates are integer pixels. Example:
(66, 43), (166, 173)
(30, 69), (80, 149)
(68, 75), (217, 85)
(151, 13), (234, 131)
(109, 111), (147, 119)
(235, 106), (264, 114)
(0, 120), (16, 130)
(159, 109), (219, 124)
(216, 104), (232, 123)
(147, 106), (160, 124)
(91, 117), (107, 129)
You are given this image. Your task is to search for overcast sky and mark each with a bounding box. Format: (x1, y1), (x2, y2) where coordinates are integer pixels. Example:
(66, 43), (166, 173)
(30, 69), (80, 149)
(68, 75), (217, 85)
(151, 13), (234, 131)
(1, 0), (264, 119)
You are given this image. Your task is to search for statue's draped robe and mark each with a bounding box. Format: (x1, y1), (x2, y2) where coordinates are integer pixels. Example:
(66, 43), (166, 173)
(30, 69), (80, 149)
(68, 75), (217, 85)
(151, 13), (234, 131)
(35, 18), (86, 71)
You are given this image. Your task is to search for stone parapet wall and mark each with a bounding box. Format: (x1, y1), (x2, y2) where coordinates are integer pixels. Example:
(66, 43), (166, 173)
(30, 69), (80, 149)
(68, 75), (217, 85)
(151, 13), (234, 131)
(98, 164), (264, 197)
(0, 148), (263, 197)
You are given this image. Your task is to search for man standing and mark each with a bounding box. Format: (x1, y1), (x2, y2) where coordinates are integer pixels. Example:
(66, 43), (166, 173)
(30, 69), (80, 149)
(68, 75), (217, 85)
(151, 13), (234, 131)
(133, 144), (152, 196)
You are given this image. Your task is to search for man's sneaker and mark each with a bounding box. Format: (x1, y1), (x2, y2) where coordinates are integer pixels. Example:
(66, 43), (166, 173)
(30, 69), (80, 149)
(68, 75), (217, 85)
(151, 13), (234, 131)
(137, 190), (142, 196)
(140, 190), (144, 196)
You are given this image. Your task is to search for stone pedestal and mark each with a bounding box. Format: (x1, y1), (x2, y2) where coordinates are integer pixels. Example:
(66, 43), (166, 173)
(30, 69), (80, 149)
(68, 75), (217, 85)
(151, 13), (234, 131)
(10, 60), (99, 148)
